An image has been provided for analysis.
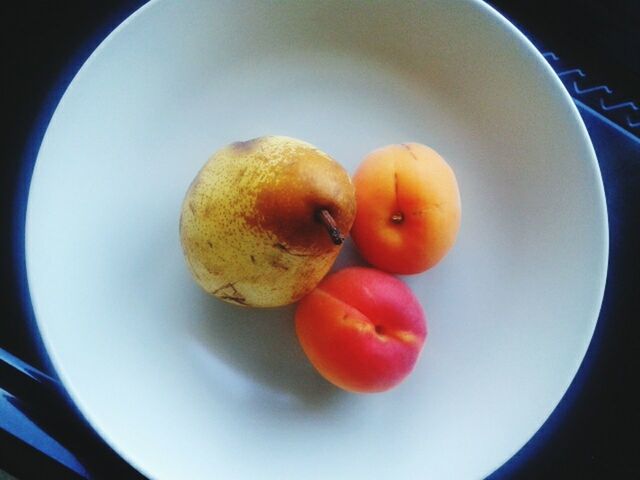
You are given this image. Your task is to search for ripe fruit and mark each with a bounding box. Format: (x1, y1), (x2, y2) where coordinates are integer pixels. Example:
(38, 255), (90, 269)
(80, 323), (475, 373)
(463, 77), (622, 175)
(295, 267), (427, 393)
(180, 136), (356, 307)
(351, 143), (461, 274)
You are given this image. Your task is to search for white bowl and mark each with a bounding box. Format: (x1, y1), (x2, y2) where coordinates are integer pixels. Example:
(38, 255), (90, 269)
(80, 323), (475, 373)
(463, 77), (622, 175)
(26, 1), (608, 479)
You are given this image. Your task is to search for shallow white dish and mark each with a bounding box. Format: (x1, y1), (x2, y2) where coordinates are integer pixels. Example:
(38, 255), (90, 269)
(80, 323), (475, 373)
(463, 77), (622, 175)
(26, 1), (608, 479)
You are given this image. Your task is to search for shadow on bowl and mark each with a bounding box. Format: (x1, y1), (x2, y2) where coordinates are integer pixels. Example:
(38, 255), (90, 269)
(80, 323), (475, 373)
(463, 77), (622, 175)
(190, 292), (343, 410)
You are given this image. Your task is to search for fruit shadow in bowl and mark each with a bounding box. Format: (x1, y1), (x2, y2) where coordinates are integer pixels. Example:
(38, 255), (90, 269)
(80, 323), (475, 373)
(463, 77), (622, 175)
(188, 239), (366, 410)
(189, 293), (340, 410)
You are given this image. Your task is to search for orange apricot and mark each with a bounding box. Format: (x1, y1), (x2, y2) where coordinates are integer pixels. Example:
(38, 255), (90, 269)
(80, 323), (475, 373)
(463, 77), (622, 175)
(350, 143), (461, 274)
(295, 267), (427, 393)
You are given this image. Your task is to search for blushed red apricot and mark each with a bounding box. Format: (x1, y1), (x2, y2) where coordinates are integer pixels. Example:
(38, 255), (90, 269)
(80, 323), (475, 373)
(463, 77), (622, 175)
(295, 267), (427, 393)
(351, 143), (461, 274)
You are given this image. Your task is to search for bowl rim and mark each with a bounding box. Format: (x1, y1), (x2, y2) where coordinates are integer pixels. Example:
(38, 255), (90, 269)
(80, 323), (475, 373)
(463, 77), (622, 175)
(22, 0), (609, 478)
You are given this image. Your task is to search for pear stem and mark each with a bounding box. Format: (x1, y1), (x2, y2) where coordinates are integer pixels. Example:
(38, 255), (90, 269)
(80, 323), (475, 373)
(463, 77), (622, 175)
(317, 209), (343, 245)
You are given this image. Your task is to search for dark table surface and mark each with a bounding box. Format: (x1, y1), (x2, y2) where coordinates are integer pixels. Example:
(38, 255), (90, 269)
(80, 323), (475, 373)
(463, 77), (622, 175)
(2, 1), (639, 478)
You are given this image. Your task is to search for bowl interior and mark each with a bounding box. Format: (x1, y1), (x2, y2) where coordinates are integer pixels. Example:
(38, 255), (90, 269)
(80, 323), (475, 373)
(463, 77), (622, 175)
(26, 1), (607, 479)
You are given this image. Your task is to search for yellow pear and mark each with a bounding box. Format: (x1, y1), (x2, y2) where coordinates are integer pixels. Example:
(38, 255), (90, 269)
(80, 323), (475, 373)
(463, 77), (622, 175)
(180, 136), (356, 307)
